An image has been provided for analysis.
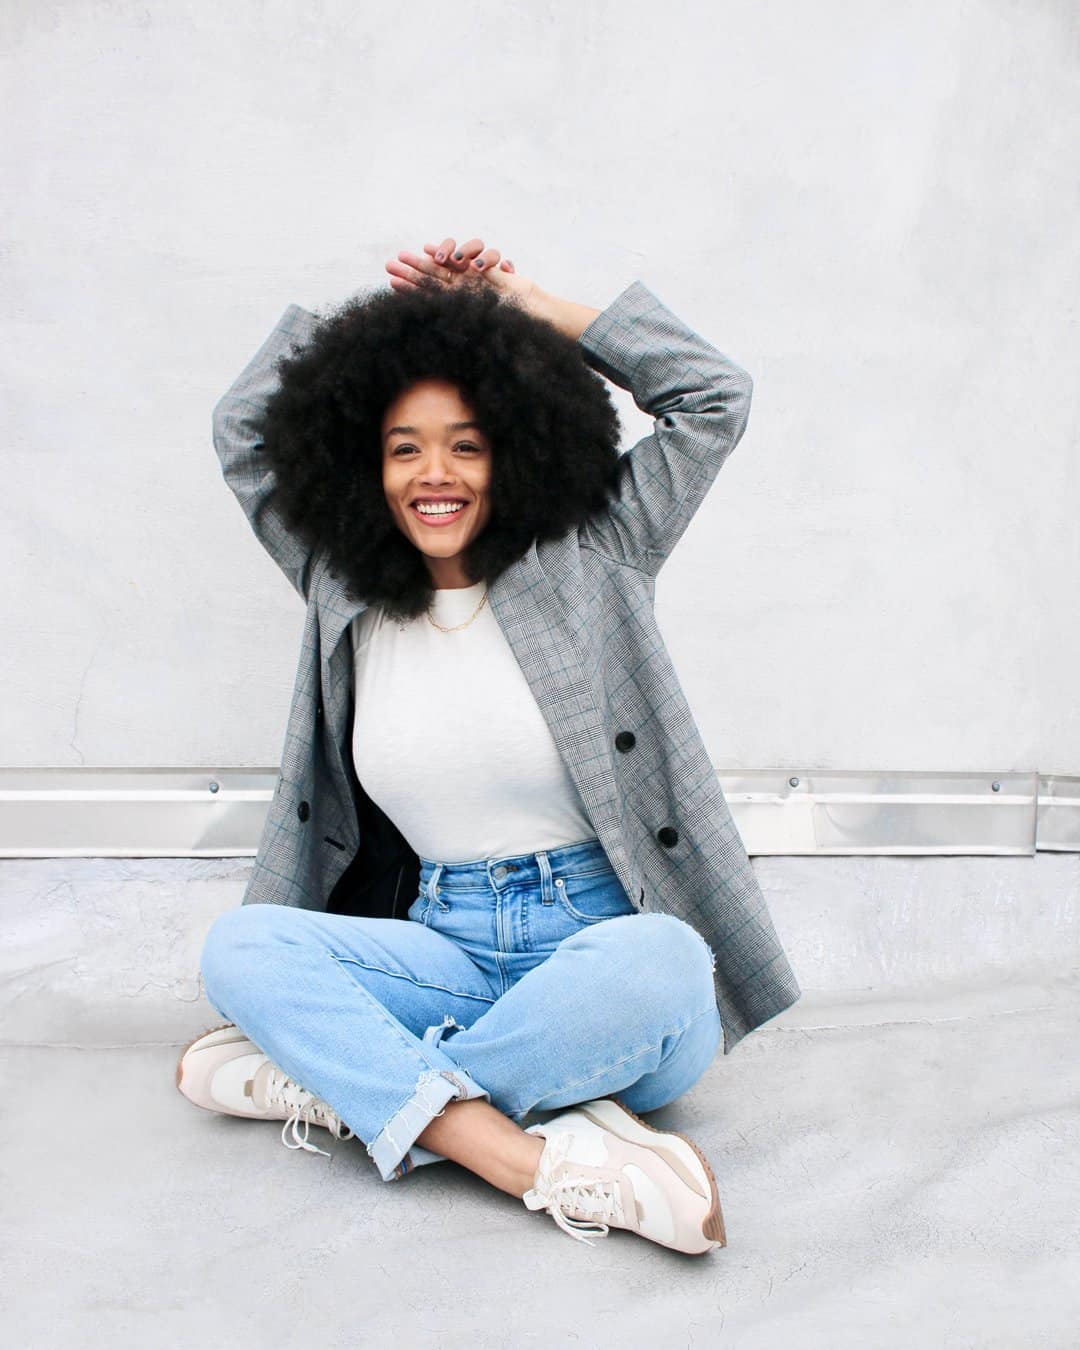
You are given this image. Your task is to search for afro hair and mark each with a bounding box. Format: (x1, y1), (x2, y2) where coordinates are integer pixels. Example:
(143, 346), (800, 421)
(259, 280), (625, 624)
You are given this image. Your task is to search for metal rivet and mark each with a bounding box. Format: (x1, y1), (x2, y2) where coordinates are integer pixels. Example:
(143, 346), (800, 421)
(208, 781), (219, 794)
(991, 781), (1001, 792)
(789, 776), (800, 788)
(555, 878), (564, 887)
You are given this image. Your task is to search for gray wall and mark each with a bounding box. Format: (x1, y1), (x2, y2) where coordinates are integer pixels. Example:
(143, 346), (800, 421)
(4, 0), (1076, 773)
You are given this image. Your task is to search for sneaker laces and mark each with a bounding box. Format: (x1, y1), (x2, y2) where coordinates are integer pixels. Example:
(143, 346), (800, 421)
(262, 1065), (355, 1158)
(523, 1131), (627, 1247)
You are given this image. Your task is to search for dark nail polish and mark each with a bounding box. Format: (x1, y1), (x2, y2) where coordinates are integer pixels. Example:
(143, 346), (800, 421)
(453, 251), (463, 260)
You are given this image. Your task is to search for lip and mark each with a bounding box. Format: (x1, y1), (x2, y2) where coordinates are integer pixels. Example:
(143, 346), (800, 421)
(409, 500), (469, 526)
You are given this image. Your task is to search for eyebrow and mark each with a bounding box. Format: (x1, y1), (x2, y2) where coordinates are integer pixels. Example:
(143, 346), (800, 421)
(384, 420), (484, 439)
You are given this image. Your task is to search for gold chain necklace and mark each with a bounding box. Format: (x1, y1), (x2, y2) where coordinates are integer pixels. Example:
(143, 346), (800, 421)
(424, 585), (490, 633)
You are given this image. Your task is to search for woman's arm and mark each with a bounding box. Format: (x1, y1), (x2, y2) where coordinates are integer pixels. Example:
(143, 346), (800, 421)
(523, 289), (601, 342)
(390, 239), (602, 340)
(388, 239), (753, 578)
(570, 280), (754, 577)
(211, 306), (323, 603)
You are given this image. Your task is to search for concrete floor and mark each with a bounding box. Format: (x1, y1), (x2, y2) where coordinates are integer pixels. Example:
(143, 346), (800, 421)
(3, 856), (1079, 1348)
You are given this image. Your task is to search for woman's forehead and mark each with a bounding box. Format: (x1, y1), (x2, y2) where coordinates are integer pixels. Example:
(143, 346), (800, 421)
(382, 379), (479, 432)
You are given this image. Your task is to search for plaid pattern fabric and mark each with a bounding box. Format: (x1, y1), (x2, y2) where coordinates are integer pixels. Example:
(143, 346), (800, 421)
(211, 279), (801, 1053)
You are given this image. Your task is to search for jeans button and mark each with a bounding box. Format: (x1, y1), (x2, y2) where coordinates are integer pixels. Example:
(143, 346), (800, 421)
(493, 865), (508, 880)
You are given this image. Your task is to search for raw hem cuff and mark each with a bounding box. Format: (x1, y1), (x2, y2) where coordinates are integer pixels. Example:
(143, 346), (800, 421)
(368, 1066), (489, 1182)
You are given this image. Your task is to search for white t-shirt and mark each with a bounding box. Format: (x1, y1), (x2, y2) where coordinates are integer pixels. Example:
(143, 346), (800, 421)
(350, 580), (598, 864)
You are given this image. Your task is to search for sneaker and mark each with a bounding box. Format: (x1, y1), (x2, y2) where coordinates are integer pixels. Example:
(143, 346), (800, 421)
(521, 1096), (726, 1254)
(176, 1022), (354, 1158)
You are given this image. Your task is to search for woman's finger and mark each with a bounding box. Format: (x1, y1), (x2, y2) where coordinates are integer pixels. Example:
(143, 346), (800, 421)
(450, 237), (488, 267)
(469, 246), (501, 275)
(395, 249), (456, 287)
(385, 259), (424, 291)
(428, 237), (458, 265)
(425, 238), (475, 269)
(387, 257), (442, 290)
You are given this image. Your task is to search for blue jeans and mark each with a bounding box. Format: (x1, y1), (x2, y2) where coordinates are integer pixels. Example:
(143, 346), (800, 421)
(199, 837), (722, 1182)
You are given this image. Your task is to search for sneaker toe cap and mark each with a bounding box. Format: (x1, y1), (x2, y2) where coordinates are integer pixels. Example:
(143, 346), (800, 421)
(178, 1045), (268, 1117)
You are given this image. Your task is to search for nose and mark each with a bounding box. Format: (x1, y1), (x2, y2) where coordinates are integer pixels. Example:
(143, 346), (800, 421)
(418, 447), (457, 484)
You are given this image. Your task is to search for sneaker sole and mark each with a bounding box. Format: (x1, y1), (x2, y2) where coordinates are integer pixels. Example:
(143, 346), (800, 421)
(576, 1096), (727, 1248)
(175, 1021), (252, 1092)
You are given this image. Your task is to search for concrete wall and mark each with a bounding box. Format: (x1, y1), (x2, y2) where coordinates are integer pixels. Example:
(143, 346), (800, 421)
(4, 0), (1077, 774)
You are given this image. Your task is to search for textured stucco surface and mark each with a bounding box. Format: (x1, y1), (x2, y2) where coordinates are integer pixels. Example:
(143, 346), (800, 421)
(3, 854), (1079, 1345)
(3, 986), (1077, 1347)
(3, 0), (1078, 775)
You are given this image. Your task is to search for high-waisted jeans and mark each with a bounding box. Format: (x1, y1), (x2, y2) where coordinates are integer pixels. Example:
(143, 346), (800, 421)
(199, 837), (722, 1182)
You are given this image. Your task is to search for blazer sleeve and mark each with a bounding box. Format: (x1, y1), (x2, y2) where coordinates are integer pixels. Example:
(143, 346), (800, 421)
(575, 279), (753, 577)
(211, 304), (323, 603)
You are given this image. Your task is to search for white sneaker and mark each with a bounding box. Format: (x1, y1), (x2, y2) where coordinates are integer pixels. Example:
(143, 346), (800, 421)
(176, 1022), (354, 1158)
(522, 1096), (726, 1254)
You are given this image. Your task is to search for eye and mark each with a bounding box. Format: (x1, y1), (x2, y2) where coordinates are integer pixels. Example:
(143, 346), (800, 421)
(390, 441), (482, 456)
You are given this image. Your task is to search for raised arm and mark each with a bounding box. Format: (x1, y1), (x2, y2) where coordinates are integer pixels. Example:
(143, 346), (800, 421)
(211, 304), (323, 602)
(389, 245), (754, 579)
(570, 280), (754, 577)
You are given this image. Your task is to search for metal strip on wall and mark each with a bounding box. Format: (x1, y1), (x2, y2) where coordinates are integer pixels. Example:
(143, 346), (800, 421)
(0, 767), (1076, 857)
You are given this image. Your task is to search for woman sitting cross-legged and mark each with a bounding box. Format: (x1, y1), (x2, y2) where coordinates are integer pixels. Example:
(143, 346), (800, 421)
(177, 234), (800, 1255)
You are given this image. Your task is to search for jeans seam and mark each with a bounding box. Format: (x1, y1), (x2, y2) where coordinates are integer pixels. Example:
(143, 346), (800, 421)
(332, 955), (496, 1008)
(326, 955), (461, 1066)
(555, 897), (636, 924)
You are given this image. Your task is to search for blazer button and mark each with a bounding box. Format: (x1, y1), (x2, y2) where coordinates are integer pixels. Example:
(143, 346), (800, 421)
(657, 825), (679, 847)
(614, 730), (636, 753)
(298, 801), (311, 822)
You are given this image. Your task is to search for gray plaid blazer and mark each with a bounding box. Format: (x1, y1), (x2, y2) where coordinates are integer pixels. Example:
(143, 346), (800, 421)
(212, 278), (800, 1053)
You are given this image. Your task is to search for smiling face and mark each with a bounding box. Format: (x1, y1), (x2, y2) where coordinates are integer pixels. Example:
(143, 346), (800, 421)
(381, 378), (494, 590)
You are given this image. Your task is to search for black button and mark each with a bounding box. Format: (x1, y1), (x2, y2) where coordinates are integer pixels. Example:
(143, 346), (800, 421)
(614, 730), (636, 753)
(657, 826), (679, 847)
(298, 801), (311, 822)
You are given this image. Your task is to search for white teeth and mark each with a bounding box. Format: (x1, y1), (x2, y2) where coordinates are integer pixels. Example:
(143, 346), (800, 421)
(415, 501), (466, 515)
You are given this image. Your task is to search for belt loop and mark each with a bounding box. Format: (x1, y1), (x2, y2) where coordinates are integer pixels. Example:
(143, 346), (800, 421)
(426, 862), (444, 903)
(536, 849), (554, 905)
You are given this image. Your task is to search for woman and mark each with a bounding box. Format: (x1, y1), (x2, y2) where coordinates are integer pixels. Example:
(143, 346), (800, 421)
(178, 236), (801, 1255)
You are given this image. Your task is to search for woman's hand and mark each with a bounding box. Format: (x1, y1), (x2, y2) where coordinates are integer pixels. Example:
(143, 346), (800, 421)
(385, 236), (539, 309)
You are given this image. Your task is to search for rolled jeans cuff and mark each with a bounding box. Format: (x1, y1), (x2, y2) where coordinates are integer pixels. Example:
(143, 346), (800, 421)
(367, 1017), (490, 1181)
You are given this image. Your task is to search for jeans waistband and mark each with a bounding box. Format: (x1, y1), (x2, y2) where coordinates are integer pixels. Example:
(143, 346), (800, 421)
(417, 836), (613, 893)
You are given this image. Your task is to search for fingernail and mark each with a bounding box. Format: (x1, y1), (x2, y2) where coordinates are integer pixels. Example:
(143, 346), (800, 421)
(435, 251), (445, 261)
(474, 259), (485, 269)
(453, 251), (463, 260)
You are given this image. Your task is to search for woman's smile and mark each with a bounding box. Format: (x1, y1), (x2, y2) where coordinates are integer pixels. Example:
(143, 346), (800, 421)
(409, 500), (470, 525)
